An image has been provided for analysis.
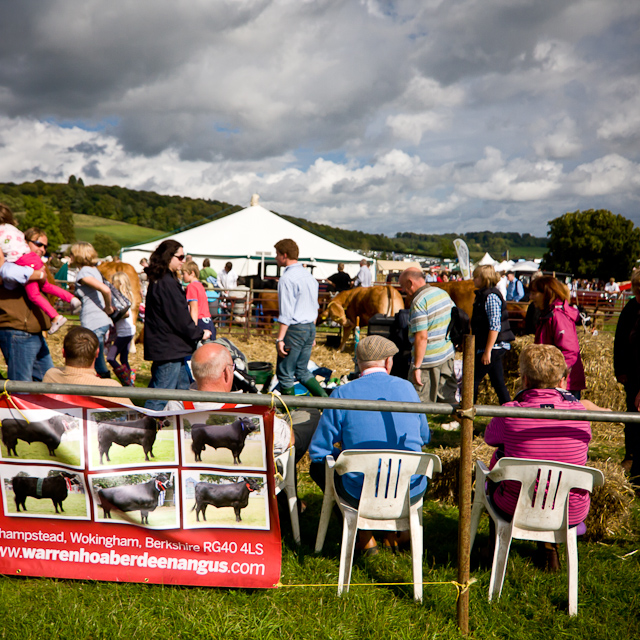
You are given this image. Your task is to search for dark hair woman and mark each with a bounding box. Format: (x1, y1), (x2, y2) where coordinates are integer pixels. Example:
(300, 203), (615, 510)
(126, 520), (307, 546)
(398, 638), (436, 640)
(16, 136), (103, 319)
(471, 264), (515, 404)
(143, 239), (211, 411)
(529, 275), (585, 400)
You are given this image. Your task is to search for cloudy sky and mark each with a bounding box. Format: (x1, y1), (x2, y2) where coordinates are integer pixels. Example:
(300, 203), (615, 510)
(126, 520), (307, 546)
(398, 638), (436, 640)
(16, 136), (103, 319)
(0, 0), (638, 237)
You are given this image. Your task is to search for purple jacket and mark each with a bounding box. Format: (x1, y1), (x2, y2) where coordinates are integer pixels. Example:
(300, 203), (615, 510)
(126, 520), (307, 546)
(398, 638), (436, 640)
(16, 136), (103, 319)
(535, 299), (586, 391)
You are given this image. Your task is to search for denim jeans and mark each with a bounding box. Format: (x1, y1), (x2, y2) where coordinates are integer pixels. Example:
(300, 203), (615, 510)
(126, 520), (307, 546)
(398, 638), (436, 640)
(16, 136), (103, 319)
(276, 323), (315, 389)
(92, 324), (112, 378)
(0, 328), (54, 381)
(145, 359), (192, 411)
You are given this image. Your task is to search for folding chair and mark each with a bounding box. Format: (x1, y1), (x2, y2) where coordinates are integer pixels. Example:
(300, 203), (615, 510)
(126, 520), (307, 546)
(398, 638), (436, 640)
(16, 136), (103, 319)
(275, 445), (300, 545)
(470, 457), (604, 616)
(315, 449), (441, 601)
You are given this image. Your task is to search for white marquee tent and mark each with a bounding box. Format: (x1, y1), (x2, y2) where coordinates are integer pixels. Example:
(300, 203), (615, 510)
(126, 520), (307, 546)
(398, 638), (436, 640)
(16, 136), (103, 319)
(120, 203), (369, 280)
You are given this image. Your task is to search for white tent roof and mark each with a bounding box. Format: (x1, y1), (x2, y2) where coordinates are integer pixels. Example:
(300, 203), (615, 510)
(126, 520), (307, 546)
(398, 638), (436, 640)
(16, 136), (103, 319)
(120, 204), (369, 280)
(478, 252), (496, 265)
(512, 260), (540, 272)
(495, 260), (515, 272)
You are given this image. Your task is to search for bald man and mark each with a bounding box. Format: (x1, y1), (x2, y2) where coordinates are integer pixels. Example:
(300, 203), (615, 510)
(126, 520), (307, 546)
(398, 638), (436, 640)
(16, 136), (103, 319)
(398, 268), (457, 405)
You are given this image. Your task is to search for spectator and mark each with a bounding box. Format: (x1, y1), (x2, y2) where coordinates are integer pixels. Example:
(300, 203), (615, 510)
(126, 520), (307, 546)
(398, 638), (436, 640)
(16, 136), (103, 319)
(506, 271), (524, 302)
(353, 259), (372, 288)
(327, 263), (352, 292)
(218, 261), (238, 292)
(143, 239), (210, 411)
(605, 277), (620, 301)
(496, 271), (508, 299)
(105, 271), (137, 386)
(529, 275), (585, 400)
(471, 265), (515, 405)
(199, 258), (218, 286)
(483, 344), (593, 570)
(309, 335), (430, 555)
(614, 269), (640, 479)
(398, 267), (457, 405)
(70, 241), (114, 379)
(43, 326), (133, 405)
(182, 261), (215, 339)
(274, 238), (327, 397)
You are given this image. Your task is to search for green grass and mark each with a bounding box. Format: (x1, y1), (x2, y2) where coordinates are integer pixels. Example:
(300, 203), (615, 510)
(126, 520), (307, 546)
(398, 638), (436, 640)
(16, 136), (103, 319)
(73, 213), (165, 249)
(5, 490), (87, 518)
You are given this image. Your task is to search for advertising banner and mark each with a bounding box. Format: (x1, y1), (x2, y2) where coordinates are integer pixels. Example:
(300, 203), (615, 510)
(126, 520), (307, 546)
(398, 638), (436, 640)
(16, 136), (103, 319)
(0, 393), (281, 588)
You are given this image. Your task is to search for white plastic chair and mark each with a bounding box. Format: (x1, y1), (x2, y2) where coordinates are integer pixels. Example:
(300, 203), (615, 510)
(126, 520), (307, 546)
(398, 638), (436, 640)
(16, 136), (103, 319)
(274, 445), (300, 545)
(314, 449), (442, 601)
(469, 458), (604, 616)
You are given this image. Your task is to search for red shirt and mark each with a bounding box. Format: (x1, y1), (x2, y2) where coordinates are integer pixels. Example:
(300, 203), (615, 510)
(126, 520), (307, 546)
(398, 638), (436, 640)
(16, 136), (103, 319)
(186, 281), (211, 320)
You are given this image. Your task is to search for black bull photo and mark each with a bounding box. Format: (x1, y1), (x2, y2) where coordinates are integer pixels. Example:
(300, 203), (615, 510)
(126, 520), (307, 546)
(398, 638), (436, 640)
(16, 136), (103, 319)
(1, 415), (74, 457)
(12, 471), (81, 514)
(96, 473), (173, 525)
(190, 417), (259, 465)
(97, 416), (171, 464)
(192, 477), (261, 523)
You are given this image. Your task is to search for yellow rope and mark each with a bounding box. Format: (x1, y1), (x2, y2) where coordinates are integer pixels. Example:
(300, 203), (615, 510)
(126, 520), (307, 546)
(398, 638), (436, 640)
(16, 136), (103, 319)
(275, 578), (477, 601)
(268, 392), (294, 484)
(1, 380), (30, 423)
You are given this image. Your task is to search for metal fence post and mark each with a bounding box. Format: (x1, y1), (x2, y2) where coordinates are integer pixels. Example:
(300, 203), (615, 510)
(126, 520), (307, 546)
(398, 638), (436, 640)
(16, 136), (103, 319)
(457, 333), (475, 635)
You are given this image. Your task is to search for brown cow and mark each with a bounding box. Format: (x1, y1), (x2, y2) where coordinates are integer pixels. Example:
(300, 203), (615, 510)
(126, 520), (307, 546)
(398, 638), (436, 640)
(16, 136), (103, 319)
(429, 280), (476, 319)
(98, 262), (142, 325)
(323, 286), (405, 351)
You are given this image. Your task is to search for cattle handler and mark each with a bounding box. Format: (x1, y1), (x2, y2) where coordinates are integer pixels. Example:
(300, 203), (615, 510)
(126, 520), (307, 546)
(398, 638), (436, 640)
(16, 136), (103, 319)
(274, 238), (328, 397)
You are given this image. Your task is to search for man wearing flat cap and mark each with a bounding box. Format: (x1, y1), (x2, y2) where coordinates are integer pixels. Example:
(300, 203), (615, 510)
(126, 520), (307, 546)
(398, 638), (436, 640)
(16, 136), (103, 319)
(308, 335), (430, 554)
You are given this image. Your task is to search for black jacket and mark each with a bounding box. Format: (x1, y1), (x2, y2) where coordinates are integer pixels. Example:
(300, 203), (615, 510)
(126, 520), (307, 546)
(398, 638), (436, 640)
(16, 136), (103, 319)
(614, 297), (640, 383)
(471, 287), (514, 348)
(143, 273), (204, 362)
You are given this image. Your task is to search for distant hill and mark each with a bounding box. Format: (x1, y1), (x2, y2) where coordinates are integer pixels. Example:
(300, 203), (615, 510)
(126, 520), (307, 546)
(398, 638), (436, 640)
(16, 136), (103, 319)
(0, 178), (547, 258)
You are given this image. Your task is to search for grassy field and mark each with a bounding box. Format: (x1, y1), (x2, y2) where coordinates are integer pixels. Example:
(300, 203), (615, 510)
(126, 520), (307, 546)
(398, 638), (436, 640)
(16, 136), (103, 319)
(183, 438), (265, 469)
(73, 213), (165, 249)
(92, 503), (177, 528)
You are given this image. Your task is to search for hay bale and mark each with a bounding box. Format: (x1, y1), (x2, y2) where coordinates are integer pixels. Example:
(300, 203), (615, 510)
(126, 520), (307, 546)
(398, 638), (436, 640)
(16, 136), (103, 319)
(427, 438), (634, 542)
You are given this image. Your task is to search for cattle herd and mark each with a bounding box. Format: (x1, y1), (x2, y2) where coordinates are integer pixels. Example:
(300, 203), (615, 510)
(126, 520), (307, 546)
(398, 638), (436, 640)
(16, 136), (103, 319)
(1, 411), (266, 527)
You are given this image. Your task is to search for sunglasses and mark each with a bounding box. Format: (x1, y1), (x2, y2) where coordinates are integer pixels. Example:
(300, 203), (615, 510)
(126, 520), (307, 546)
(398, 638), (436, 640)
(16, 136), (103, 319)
(32, 240), (48, 250)
(174, 254), (185, 261)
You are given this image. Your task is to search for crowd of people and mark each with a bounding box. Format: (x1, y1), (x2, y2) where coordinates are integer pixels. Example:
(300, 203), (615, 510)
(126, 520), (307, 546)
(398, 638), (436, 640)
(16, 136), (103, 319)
(0, 206), (634, 562)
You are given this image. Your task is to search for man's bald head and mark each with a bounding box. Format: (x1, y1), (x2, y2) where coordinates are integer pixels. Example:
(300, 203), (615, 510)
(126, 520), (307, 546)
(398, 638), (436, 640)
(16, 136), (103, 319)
(191, 343), (234, 392)
(399, 268), (426, 297)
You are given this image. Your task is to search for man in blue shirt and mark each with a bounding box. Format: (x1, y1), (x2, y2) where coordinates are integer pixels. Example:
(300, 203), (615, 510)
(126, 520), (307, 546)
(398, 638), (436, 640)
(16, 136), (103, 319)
(506, 271), (525, 302)
(275, 238), (328, 397)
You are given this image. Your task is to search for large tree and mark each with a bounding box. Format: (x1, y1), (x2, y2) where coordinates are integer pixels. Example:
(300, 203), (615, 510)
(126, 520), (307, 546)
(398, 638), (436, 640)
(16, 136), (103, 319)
(21, 196), (64, 250)
(542, 209), (640, 281)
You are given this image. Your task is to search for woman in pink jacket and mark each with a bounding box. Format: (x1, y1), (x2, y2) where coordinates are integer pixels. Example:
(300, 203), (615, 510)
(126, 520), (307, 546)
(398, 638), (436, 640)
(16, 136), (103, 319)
(529, 275), (586, 399)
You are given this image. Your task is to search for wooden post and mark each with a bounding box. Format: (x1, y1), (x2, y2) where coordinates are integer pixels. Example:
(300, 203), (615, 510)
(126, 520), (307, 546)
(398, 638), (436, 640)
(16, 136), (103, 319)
(456, 333), (475, 635)
(246, 283), (253, 339)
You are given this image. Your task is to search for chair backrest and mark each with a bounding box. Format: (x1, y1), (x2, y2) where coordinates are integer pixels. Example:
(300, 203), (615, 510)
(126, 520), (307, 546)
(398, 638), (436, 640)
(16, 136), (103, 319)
(333, 450), (441, 520)
(488, 458), (604, 532)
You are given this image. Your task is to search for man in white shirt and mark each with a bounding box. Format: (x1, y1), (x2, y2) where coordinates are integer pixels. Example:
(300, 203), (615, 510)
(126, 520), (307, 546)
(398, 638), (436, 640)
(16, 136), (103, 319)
(354, 259), (372, 287)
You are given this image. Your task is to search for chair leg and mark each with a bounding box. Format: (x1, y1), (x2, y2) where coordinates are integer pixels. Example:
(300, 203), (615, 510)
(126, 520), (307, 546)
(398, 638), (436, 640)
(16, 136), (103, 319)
(315, 483), (336, 553)
(488, 525), (512, 602)
(566, 531), (579, 616)
(410, 504), (424, 602)
(338, 509), (359, 596)
(469, 499), (485, 551)
(284, 451), (301, 545)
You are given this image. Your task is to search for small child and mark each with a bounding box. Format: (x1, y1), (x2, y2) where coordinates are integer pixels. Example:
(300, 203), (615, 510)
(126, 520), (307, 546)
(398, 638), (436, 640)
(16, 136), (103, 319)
(106, 271), (136, 386)
(182, 261), (215, 341)
(0, 204), (80, 334)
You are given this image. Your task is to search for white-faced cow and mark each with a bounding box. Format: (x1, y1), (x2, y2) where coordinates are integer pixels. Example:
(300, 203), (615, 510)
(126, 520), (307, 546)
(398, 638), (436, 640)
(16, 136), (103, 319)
(1, 415), (73, 457)
(191, 417), (259, 465)
(192, 477), (261, 522)
(12, 471), (81, 514)
(97, 473), (172, 525)
(97, 416), (170, 464)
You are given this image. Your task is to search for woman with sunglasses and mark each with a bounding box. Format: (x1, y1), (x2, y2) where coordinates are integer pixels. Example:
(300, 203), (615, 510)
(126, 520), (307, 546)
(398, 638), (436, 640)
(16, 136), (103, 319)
(143, 239), (211, 411)
(70, 241), (114, 378)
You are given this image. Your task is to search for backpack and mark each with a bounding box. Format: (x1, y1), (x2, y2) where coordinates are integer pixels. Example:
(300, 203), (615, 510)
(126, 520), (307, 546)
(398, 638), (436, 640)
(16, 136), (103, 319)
(446, 306), (470, 351)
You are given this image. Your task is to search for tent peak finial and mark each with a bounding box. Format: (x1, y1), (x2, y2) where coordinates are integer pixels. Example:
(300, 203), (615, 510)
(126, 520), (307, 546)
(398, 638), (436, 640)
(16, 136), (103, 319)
(250, 194), (260, 207)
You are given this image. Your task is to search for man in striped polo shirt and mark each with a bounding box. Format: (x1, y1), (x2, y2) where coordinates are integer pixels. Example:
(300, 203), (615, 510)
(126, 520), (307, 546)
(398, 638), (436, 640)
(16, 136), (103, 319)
(399, 268), (457, 404)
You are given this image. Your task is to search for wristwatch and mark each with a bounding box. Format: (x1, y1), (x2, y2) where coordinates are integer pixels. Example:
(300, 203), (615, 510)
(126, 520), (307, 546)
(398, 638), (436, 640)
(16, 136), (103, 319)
(276, 339), (284, 344)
